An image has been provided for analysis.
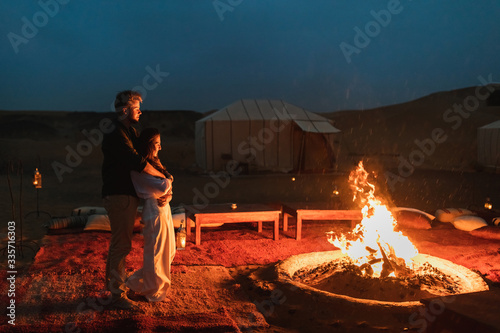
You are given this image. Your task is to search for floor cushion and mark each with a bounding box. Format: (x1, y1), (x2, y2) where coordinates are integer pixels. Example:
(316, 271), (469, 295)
(45, 216), (88, 230)
(84, 214), (111, 231)
(84, 214), (143, 233)
(492, 217), (500, 226)
(434, 208), (475, 223)
(450, 215), (487, 231)
(72, 206), (107, 216)
(392, 207), (434, 229)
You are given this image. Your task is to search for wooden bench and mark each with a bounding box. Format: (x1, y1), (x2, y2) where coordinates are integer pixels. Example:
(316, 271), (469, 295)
(183, 203), (281, 245)
(281, 202), (363, 240)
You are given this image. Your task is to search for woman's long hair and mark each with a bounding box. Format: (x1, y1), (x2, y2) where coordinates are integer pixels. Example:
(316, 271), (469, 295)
(137, 128), (171, 178)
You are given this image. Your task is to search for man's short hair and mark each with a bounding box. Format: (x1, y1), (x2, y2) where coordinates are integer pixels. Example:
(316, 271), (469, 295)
(114, 90), (143, 112)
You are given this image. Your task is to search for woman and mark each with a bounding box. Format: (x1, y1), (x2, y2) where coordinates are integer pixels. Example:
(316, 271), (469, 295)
(126, 128), (175, 302)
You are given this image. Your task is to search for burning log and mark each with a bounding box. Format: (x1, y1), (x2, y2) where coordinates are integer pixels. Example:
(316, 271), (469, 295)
(377, 242), (395, 278)
(328, 161), (418, 278)
(356, 243), (413, 279)
(359, 259), (381, 277)
(365, 246), (377, 255)
(377, 242), (412, 279)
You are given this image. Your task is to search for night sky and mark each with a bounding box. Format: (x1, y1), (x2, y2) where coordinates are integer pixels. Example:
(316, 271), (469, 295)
(1, 0), (499, 113)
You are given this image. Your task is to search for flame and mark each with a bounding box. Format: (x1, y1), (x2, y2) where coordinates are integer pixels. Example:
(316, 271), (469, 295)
(327, 161), (418, 277)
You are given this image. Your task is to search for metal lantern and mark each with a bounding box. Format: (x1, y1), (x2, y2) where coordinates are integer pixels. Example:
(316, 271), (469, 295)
(484, 197), (493, 210)
(26, 167), (51, 219)
(332, 185), (340, 197)
(176, 219), (186, 250)
(33, 168), (42, 189)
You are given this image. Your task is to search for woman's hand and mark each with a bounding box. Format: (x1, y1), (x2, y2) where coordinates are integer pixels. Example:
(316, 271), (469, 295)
(157, 191), (173, 207)
(157, 195), (167, 207)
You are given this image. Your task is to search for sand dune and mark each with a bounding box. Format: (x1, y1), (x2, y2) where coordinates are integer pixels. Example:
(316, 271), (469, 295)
(3, 86), (499, 173)
(325, 86), (500, 171)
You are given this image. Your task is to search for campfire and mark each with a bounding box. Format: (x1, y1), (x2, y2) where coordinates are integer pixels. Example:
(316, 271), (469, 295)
(275, 161), (489, 306)
(326, 161), (418, 278)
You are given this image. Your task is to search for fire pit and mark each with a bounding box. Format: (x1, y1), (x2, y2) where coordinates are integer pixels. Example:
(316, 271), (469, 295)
(276, 162), (488, 307)
(276, 250), (489, 307)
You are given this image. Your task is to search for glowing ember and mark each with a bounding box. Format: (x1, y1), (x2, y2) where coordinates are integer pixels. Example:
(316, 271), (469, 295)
(327, 161), (418, 278)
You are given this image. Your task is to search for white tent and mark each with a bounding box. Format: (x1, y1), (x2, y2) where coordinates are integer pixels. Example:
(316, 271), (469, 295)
(478, 120), (500, 170)
(195, 99), (341, 173)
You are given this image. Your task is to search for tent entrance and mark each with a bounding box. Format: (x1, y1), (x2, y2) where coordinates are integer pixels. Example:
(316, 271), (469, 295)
(295, 131), (338, 174)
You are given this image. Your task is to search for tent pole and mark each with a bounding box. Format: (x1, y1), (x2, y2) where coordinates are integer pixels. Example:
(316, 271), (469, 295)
(297, 133), (306, 174)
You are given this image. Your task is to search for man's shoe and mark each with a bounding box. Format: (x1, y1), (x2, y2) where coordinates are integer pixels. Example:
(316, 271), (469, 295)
(127, 290), (148, 302)
(110, 295), (139, 310)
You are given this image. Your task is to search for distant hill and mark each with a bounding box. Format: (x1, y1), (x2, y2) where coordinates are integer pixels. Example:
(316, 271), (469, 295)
(0, 110), (204, 141)
(0, 110), (205, 172)
(2, 86), (500, 173)
(323, 86), (500, 171)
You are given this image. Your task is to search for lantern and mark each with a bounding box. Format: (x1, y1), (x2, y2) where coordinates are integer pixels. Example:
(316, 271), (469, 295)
(484, 197), (493, 210)
(33, 168), (42, 189)
(176, 219), (186, 250)
(332, 186), (340, 197)
(26, 167), (51, 219)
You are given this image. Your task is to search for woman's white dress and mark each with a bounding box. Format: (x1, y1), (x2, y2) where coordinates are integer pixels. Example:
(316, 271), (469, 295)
(126, 171), (176, 302)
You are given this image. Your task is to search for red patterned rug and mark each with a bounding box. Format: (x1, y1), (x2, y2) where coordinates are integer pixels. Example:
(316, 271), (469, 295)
(1, 221), (499, 332)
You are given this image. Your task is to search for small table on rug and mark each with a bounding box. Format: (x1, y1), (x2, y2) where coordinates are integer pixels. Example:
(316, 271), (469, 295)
(183, 203), (281, 245)
(281, 202), (363, 241)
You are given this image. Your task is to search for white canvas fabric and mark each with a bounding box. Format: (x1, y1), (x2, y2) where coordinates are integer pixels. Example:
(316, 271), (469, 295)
(126, 172), (176, 302)
(196, 99), (340, 172)
(478, 120), (500, 169)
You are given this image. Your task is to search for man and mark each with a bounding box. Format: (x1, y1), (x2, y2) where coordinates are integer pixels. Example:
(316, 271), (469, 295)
(102, 90), (165, 309)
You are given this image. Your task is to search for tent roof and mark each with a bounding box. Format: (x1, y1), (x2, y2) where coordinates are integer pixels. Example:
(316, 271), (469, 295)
(480, 120), (500, 129)
(198, 99), (340, 133)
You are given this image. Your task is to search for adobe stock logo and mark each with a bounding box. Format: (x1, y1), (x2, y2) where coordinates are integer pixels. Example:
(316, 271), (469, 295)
(212, 0), (244, 21)
(339, 0), (407, 64)
(7, 0), (70, 54)
(384, 74), (495, 191)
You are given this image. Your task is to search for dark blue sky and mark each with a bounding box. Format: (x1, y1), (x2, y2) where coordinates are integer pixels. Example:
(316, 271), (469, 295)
(1, 0), (499, 113)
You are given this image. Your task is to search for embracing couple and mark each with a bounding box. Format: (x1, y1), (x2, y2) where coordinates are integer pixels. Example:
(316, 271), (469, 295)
(101, 90), (176, 309)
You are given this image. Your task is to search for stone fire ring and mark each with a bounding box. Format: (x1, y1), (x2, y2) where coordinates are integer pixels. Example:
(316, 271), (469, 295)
(276, 250), (489, 308)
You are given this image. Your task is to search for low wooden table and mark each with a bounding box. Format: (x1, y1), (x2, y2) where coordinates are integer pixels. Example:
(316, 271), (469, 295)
(183, 203), (281, 245)
(281, 202), (363, 241)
